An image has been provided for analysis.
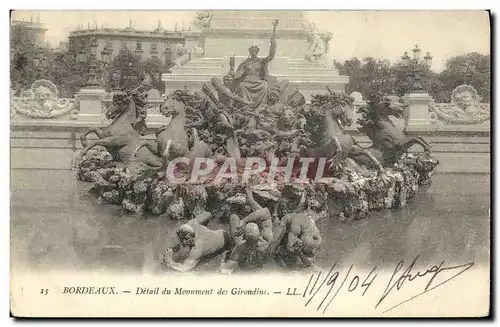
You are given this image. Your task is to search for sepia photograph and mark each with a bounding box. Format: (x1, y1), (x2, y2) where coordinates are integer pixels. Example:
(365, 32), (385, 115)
(8, 7), (491, 318)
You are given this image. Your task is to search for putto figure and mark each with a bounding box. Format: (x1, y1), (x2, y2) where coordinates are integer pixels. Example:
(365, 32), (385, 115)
(428, 84), (490, 124)
(270, 213), (322, 270)
(162, 211), (235, 272)
(219, 188), (274, 274)
(10, 79), (78, 120)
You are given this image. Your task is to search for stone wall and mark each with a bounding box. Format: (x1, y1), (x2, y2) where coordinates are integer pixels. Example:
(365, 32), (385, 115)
(10, 82), (490, 174)
(10, 121), (490, 174)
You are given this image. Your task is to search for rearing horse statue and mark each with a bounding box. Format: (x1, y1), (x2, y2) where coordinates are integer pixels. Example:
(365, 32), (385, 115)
(304, 89), (385, 175)
(74, 91), (163, 168)
(79, 85), (149, 148)
(357, 92), (432, 167)
(131, 90), (191, 171)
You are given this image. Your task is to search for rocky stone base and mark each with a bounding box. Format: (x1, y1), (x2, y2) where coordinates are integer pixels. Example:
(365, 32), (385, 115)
(73, 147), (439, 222)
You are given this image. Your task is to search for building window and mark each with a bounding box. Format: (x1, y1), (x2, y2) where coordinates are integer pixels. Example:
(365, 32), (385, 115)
(136, 42), (142, 51)
(120, 40), (128, 53)
(150, 43), (159, 57)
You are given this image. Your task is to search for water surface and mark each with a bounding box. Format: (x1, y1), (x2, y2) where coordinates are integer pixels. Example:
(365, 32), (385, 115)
(11, 170), (490, 273)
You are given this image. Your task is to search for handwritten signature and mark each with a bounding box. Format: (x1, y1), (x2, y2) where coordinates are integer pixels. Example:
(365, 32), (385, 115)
(302, 256), (474, 314)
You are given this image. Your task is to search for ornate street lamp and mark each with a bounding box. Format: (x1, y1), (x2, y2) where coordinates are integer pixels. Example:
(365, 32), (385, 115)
(84, 38), (101, 88)
(412, 44), (421, 60)
(33, 51), (41, 67)
(401, 51), (410, 66)
(101, 47), (112, 64)
(400, 44), (432, 93)
(122, 61), (141, 90)
(33, 48), (48, 77)
(90, 38), (99, 57)
(76, 48), (87, 63)
(164, 46), (173, 70)
(111, 71), (122, 91)
(99, 46), (113, 88)
(424, 52), (433, 67)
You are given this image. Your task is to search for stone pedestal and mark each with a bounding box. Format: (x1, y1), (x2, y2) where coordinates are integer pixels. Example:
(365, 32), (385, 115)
(162, 56), (348, 101)
(75, 88), (107, 122)
(402, 92), (433, 128)
(204, 11), (309, 58)
(162, 11), (349, 100)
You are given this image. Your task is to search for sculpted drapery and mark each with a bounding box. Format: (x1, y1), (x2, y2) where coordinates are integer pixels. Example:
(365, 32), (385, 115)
(233, 20), (279, 110)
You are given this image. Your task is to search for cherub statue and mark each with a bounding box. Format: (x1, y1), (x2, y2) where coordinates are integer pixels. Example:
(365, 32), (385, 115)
(33, 85), (56, 112)
(429, 84), (489, 124)
(451, 84), (483, 115)
(10, 79), (78, 120)
(272, 108), (312, 158)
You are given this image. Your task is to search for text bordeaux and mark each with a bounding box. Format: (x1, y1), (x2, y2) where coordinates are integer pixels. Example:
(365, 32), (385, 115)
(63, 286), (118, 295)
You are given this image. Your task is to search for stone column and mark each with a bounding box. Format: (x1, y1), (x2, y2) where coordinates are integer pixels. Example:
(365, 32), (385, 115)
(401, 92), (433, 128)
(75, 88), (107, 122)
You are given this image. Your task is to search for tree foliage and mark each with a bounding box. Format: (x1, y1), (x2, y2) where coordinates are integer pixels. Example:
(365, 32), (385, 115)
(106, 49), (144, 91)
(11, 30), (489, 104)
(438, 52), (490, 102)
(142, 57), (165, 91)
(51, 51), (88, 98)
(335, 52), (490, 103)
(335, 57), (394, 97)
(10, 25), (53, 94)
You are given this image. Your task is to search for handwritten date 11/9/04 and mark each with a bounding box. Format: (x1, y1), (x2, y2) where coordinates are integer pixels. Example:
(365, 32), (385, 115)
(302, 263), (377, 314)
(302, 256), (475, 315)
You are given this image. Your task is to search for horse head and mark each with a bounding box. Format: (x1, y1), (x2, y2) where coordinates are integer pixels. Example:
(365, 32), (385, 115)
(105, 91), (139, 124)
(161, 90), (204, 127)
(311, 90), (355, 127)
(161, 91), (187, 119)
(366, 92), (407, 120)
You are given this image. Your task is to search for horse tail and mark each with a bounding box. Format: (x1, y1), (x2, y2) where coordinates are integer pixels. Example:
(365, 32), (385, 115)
(191, 128), (200, 144)
(416, 136), (432, 148)
(131, 142), (149, 158)
(351, 136), (372, 149)
(162, 140), (173, 169)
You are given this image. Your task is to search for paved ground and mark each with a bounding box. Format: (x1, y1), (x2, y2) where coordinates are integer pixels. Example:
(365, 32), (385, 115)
(10, 170), (491, 273)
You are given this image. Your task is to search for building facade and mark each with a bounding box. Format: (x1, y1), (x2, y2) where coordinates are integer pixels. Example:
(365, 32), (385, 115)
(68, 23), (185, 67)
(11, 19), (48, 47)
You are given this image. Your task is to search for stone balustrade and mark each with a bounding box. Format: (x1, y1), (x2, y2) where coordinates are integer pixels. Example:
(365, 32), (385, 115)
(347, 85), (490, 132)
(12, 80), (490, 132)
(10, 81), (490, 174)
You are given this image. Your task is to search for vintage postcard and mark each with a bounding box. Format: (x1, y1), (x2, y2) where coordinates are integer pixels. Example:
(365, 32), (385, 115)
(9, 9), (491, 317)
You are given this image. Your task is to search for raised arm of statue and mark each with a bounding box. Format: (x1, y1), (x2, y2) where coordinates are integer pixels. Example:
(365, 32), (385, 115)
(264, 19), (279, 63)
(229, 54), (236, 73)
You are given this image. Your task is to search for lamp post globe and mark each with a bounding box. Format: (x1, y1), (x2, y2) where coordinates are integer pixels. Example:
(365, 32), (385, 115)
(424, 52), (433, 68)
(412, 44), (421, 61)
